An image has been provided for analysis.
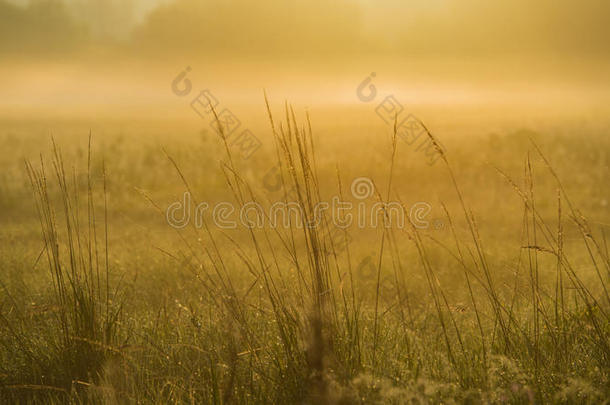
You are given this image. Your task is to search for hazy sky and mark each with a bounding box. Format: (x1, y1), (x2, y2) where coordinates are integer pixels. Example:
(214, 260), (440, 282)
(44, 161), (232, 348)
(1, 0), (609, 121)
(3, 0), (609, 56)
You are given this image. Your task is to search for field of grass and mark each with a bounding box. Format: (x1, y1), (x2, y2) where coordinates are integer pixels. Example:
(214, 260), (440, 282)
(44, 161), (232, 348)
(0, 108), (608, 404)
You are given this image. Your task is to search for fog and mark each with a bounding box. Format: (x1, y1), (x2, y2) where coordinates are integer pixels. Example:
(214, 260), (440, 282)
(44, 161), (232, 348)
(1, 0), (609, 126)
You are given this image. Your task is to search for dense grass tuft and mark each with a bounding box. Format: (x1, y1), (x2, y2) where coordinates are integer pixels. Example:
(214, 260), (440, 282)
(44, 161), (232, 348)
(0, 109), (608, 403)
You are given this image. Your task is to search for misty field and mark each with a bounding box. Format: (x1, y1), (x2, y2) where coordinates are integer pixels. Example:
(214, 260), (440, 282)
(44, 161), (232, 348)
(2, 0), (610, 403)
(0, 109), (608, 404)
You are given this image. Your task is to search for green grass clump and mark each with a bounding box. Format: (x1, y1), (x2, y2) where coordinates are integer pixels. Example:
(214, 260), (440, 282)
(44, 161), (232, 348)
(0, 107), (608, 404)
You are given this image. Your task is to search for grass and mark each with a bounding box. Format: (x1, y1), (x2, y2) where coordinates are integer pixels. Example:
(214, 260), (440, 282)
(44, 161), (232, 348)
(0, 107), (608, 404)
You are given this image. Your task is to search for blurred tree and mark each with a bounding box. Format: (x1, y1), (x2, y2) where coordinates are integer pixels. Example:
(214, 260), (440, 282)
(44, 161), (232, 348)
(0, 0), (87, 55)
(132, 0), (367, 56)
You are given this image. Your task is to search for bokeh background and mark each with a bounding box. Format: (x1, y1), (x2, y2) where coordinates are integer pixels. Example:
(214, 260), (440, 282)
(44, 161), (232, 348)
(1, 0), (609, 124)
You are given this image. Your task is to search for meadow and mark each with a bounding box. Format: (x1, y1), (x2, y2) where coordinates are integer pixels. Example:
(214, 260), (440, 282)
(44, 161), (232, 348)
(0, 106), (608, 404)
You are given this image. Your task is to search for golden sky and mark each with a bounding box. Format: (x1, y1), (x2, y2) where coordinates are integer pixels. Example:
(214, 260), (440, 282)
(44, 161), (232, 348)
(1, 0), (609, 121)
